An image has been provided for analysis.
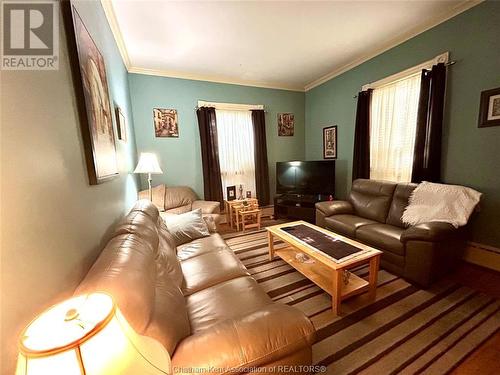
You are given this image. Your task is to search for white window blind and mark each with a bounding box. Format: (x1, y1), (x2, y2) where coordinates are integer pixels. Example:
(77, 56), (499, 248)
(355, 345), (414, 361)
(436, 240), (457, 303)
(370, 73), (421, 182)
(215, 110), (256, 199)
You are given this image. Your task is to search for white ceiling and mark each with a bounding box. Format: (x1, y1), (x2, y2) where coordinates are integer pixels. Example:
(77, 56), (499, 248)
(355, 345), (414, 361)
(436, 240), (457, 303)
(106, 0), (480, 91)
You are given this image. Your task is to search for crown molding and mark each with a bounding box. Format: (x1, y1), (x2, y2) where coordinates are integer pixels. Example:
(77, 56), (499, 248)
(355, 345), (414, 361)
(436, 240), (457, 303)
(100, 0), (131, 69)
(101, 0), (481, 93)
(128, 66), (305, 92)
(304, 0), (483, 91)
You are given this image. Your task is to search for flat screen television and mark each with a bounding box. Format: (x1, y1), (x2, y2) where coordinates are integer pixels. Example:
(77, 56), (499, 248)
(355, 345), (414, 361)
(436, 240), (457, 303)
(276, 160), (335, 195)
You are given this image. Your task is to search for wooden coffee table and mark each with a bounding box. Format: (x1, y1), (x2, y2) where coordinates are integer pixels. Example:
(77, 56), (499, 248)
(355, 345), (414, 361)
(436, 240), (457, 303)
(266, 221), (382, 316)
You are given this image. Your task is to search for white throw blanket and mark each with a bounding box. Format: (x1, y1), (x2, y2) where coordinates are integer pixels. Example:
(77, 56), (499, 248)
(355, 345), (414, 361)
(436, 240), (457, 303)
(402, 181), (482, 228)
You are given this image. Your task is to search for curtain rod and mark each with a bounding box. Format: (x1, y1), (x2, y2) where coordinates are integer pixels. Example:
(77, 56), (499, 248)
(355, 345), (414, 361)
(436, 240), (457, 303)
(194, 106), (268, 113)
(353, 60), (456, 98)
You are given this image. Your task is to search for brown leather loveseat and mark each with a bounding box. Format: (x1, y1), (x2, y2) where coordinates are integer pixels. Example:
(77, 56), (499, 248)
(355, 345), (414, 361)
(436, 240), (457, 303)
(77, 200), (315, 375)
(316, 179), (468, 287)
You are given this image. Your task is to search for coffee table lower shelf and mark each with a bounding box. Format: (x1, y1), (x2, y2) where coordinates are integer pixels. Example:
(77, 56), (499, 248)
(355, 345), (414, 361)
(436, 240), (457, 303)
(275, 246), (370, 300)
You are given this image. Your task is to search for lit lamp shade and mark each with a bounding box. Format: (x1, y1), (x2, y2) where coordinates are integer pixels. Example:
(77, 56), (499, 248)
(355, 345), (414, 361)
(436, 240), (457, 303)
(16, 293), (171, 375)
(133, 153), (163, 174)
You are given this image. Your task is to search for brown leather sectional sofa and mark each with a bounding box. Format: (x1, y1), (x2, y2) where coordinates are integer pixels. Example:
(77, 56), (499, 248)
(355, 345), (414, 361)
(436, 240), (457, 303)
(76, 200), (315, 375)
(316, 179), (468, 287)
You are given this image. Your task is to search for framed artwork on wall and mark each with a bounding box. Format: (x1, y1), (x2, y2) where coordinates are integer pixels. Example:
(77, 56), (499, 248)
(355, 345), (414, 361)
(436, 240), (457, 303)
(227, 186), (236, 201)
(323, 126), (337, 159)
(62, 2), (118, 185)
(153, 108), (179, 137)
(478, 87), (500, 128)
(278, 113), (294, 136)
(115, 106), (127, 141)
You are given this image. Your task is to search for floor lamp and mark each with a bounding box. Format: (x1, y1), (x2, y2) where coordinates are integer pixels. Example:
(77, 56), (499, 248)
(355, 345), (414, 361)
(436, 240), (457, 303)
(134, 153), (163, 201)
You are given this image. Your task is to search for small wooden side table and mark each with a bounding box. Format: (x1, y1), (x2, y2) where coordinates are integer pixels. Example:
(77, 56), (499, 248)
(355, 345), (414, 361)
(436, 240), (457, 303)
(224, 198), (258, 228)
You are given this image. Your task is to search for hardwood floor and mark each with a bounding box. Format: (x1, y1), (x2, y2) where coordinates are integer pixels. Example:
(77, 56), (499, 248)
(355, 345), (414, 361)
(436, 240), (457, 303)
(448, 262), (500, 374)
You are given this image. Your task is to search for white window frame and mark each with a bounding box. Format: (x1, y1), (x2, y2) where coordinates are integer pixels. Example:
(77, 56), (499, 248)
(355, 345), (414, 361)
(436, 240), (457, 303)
(197, 100), (263, 111)
(362, 52), (449, 91)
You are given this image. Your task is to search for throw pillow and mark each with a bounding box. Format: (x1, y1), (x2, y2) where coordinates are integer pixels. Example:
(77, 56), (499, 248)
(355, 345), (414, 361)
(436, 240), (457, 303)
(162, 208), (210, 245)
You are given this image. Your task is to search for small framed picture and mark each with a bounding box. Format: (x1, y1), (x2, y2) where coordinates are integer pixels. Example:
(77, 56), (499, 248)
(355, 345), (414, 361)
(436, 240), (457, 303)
(227, 185), (236, 201)
(478, 87), (500, 128)
(115, 106), (127, 141)
(323, 126), (337, 159)
(278, 113), (294, 136)
(246, 191), (252, 198)
(153, 108), (179, 137)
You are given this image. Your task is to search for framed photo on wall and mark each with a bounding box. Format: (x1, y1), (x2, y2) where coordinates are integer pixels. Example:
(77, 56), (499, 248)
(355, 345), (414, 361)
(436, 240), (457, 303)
(154, 108), (179, 137)
(323, 126), (337, 159)
(478, 87), (500, 128)
(115, 106), (127, 141)
(278, 113), (294, 136)
(62, 2), (119, 185)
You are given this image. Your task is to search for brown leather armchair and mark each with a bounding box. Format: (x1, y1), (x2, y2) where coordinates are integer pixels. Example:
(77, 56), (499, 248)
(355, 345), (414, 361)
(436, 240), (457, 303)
(139, 184), (221, 225)
(316, 179), (469, 287)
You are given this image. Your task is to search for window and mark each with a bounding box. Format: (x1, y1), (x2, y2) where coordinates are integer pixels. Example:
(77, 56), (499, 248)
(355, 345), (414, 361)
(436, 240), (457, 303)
(369, 73), (421, 182)
(216, 109), (256, 199)
(364, 52), (448, 183)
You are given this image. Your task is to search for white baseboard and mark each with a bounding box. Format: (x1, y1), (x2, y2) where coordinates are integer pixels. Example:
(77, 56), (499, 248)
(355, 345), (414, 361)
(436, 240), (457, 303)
(463, 242), (500, 272)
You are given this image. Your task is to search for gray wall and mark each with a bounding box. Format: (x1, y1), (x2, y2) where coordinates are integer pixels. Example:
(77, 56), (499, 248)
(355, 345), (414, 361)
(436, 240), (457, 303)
(305, 1), (500, 247)
(0, 1), (138, 373)
(128, 73), (306, 201)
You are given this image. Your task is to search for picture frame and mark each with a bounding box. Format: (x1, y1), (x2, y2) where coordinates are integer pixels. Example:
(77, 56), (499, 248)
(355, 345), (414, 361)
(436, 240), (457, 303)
(278, 113), (294, 136)
(115, 106), (127, 141)
(62, 2), (118, 185)
(227, 185), (236, 201)
(154, 108), (179, 137)
(246, 191), (252, 198)
(478, 87), (500, 128)
(323, 126), (337, 159)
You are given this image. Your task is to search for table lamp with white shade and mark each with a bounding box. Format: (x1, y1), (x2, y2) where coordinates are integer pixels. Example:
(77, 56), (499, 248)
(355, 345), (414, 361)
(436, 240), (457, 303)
(15, 292), (171, 375)
(134, 153), (163, 201)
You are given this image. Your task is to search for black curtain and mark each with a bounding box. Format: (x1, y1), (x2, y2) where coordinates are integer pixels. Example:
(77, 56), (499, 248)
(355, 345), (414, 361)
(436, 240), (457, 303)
(411, 63), (447, 183)
(196, 107), (223, 206)
(251, 110), (270, 205)
(352, 89), (373, 180)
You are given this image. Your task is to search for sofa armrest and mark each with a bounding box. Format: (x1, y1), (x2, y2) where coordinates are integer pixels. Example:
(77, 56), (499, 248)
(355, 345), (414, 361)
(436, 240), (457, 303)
(401, 222), (457, 243)
(171, 304), (314, 374)
(192, 200), (221, 214)
(315, 200), (353, 217)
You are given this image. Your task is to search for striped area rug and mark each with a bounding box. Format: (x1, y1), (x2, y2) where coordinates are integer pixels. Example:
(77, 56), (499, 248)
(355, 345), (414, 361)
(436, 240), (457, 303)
(222, 229), (500, 375)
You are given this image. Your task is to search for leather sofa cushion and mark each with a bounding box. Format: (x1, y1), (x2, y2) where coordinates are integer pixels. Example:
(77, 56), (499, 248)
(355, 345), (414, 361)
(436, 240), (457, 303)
(325, 214), (378, 238)
(172, 304), (315, 374)
(138, 185), (166, 212)
(157, 217), (184, 287)
(356, 223), (405, 256)
(144, 275), (191, 356)
(177, 233), (229, 260)
(75, 233), (157, 333)
(386, 183), (417, 227)
(181, 249), (250, 296)
(186, 276), (273, 333)
(164, 205), (192, 215)
(164, 186), (199, 211)
(114, 207), (160, 255)
(348, 179), (397, 222)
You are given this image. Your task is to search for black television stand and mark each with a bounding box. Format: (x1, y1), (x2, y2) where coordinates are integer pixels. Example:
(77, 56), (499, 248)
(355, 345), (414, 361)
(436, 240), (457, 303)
(274, 193), (330, 224)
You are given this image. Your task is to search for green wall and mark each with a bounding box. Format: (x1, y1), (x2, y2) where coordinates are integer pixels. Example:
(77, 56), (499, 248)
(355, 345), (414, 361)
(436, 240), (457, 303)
(128, 74), (305, 200)
(305, 0), (500, 247)
(1, 1), (138, 373)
